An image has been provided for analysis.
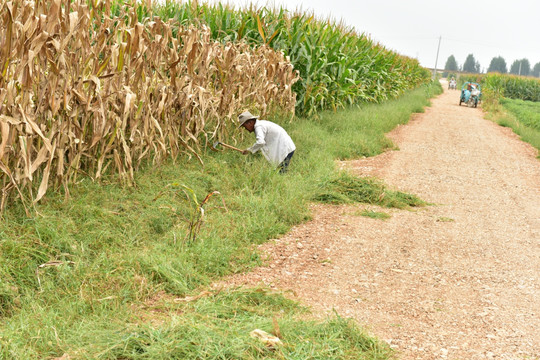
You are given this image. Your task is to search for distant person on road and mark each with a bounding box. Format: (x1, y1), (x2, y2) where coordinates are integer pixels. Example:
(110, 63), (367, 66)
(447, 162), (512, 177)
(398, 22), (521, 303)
(238, 111), (296, 173)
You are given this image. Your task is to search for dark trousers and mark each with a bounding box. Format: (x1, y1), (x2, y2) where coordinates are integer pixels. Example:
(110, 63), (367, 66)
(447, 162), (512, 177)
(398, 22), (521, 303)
(278, 151), (295, 174)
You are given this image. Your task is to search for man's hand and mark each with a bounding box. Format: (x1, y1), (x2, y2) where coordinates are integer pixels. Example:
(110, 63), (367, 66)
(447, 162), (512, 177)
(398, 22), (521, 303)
(242, 150), (250, 155)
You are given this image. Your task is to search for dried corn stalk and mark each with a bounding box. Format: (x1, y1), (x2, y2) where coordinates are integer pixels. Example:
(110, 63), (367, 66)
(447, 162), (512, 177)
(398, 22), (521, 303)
(0, 0), (299, 211)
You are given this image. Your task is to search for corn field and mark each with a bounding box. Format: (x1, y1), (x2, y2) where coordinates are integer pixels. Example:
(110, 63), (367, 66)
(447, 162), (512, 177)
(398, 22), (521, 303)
(154, 1), (431, 116)
(0, 0), (298, 210)
(483, 73), (540, 102)
(460, 73), (540, 102)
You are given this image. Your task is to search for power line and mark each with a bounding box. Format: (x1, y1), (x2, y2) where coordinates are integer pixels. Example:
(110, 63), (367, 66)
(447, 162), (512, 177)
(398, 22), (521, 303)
(442, 37), (502, 49)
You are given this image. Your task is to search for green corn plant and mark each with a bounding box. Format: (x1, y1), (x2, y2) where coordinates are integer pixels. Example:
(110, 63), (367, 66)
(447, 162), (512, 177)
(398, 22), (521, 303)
(154, 183), (224, 242)
(461, 73), (540, 102)
(154, 0), (430, 116)
(179, 185), (222, 242)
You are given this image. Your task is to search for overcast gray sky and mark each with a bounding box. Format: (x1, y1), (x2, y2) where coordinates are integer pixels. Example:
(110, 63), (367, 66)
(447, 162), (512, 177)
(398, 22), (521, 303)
(216, 0), (540, 72)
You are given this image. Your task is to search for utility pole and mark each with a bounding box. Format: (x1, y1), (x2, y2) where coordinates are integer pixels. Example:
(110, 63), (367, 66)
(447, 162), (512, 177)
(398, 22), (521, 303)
(519, 61), (522, 76)
(433, 36), (441, 79)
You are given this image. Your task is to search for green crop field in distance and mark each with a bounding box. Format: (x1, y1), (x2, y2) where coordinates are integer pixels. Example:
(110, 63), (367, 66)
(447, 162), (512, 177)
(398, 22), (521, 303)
(499, 98), (540, 155)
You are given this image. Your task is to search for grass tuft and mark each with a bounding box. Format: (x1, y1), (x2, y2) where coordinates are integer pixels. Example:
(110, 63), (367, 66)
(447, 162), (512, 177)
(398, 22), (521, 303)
(360, 210), (392, 220)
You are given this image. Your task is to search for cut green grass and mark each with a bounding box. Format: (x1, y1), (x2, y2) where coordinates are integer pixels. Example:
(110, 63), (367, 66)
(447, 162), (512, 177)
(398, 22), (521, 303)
(0, 82), (440, 358)
(437, 217), (455, 222)
(1, 288), (392, 359)
(313, 172), (425, 209)
(359, 210), (392, 220)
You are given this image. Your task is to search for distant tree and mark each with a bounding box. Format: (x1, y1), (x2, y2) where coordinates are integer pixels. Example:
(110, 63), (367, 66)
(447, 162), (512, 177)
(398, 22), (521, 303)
(523, 59), (531, 76)
(487, 56), (508, 73)
(520, 59), (531, 76)
(462, 54), (478, 73)
(533, 62), (540, 78)
(509, 60), (519, 74)
(444, 55), (458, 71)
(510, 59), (531, 76)
(475, 61), (481, 73)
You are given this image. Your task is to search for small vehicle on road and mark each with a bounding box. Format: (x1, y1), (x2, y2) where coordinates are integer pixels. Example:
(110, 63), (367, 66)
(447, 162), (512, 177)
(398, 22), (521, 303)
(459, 82), (481, 107)
(448, 78), (457, 90)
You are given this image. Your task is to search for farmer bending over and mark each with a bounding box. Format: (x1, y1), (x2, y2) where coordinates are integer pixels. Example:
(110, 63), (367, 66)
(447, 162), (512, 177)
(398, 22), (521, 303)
(238, 111), (296, 173)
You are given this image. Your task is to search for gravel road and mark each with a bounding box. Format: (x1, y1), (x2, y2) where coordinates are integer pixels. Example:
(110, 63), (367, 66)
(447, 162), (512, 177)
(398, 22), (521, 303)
(221, 81), (540, 359)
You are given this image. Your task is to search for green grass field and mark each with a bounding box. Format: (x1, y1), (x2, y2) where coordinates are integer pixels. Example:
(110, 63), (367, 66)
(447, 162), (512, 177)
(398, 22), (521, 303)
(500, 98), (540, 130)
(497, 98), (540, 154)
(0, 82), (441, 359)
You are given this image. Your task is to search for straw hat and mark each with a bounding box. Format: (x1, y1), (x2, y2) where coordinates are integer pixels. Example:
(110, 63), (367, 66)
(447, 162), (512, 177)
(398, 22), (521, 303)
(238, 111), (259, 127)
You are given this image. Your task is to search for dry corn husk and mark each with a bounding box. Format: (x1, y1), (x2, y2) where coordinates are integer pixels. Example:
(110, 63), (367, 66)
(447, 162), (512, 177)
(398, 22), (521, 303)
(250, 329), (283, 348)
(0, 0), (298, 210)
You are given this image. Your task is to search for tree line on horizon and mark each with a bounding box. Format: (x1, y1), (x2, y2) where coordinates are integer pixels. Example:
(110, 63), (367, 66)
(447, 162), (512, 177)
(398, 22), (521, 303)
(443, 54), (540, 77)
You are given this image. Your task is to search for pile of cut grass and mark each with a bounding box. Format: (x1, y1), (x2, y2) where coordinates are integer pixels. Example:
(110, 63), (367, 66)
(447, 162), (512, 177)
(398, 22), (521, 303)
(313, 172), (425, 208)
(360, 210), (392, 220)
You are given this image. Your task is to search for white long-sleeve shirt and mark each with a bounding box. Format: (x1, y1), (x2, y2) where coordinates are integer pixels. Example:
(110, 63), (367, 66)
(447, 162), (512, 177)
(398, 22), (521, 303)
(248, 120), (296, 165)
